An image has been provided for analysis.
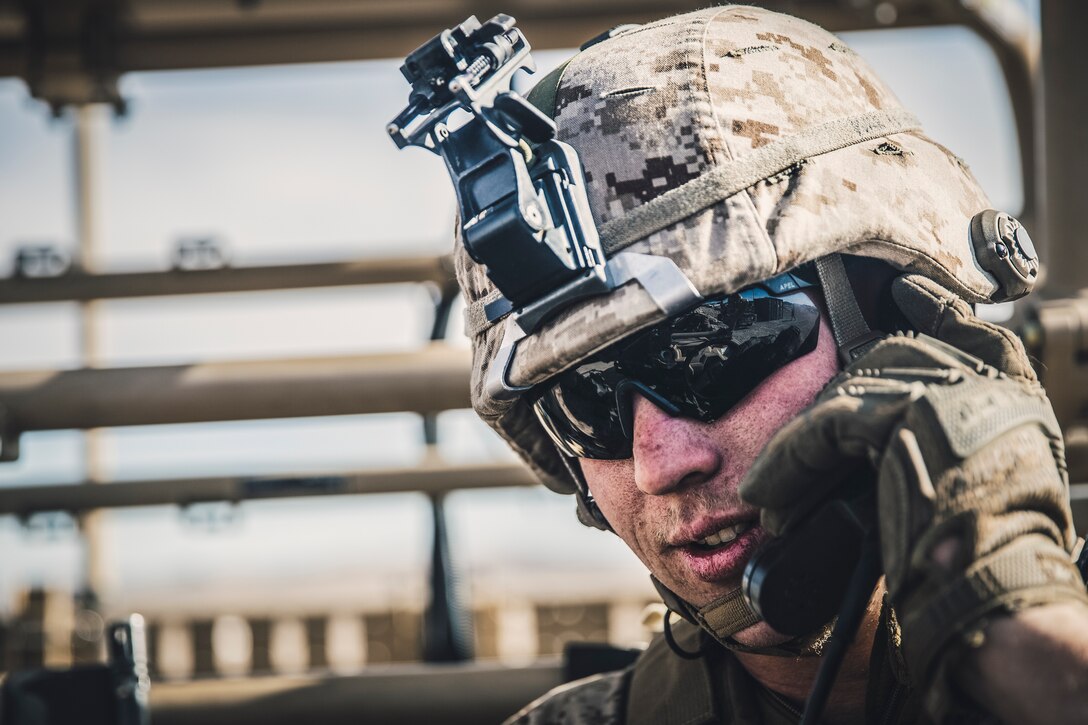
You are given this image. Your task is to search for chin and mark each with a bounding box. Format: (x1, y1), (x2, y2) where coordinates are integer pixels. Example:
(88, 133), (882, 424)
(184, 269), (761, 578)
(729, 620), (794, 649)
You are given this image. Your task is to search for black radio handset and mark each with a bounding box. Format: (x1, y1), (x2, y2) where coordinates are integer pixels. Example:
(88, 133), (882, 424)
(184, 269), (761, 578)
(742, 472), (881, 725)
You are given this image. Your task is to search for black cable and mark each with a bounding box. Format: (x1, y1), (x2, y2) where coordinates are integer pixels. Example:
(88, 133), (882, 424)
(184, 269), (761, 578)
(662, 610), (706, 660)
(799, 532), (882, 725)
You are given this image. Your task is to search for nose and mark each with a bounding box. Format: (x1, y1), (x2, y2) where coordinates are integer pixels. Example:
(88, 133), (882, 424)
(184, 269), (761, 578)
(630, 394), (722, 496)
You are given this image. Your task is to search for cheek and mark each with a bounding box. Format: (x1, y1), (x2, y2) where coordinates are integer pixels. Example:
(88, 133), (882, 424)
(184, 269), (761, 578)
(579, 459), (652, 549)
(712, 317), (840, 464)
(786, 317), (842, 407)
(758, 315), (840, 414)
(579, 458), (633, 521)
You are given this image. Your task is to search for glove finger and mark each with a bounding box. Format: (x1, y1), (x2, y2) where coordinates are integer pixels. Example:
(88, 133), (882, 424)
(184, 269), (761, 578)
(890, 273), (1036, 381)
(844, 332), (983, 379)
(741, 385), (910, 534)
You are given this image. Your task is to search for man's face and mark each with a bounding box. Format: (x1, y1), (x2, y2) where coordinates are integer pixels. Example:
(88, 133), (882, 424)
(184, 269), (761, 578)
(579, 307), (840, 645)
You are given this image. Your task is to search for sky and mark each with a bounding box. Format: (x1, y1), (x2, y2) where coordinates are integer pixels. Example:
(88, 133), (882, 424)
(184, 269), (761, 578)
(0, 23), (1025, 618)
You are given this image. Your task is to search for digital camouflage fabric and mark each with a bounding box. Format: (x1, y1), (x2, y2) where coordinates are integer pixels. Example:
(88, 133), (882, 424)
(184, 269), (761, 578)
(453, 5), (998, 495)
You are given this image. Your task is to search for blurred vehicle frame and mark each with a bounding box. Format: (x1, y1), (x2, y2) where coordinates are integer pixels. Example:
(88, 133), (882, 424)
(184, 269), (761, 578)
(0, 1), (1086, 724)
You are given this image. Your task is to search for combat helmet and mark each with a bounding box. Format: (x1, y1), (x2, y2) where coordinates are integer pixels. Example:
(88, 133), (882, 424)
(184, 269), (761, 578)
(453, 5), (1032, 528)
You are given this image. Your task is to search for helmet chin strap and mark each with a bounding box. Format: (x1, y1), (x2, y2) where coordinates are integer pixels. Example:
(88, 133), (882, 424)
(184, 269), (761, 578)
(651, 575), (833, 658)
(813, 254), (883, 364)
(559, 454), (613, 531)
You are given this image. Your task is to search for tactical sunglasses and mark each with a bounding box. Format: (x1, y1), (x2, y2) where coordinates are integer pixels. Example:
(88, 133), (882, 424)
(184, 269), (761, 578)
(531, 282), (820, 460)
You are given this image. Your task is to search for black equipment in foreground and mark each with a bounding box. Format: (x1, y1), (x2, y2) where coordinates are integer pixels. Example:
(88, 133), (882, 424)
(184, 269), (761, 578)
(0, 615), (150, 725)
(743, 491), (881, 725)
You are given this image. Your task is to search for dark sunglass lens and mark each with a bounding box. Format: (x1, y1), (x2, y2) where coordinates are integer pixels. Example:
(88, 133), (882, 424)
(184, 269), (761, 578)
(616, 292), (819, 420)
(530, 289), (820, 460)
(684, 296), (819, 415)
(533, 363), (631, 460)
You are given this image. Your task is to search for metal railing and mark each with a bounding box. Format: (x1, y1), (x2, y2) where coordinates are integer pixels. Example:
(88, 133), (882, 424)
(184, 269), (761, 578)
(0, 255), (455, 305)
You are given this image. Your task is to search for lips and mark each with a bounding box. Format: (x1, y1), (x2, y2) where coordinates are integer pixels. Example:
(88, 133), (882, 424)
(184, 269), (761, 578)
(671, 519), (767, 583)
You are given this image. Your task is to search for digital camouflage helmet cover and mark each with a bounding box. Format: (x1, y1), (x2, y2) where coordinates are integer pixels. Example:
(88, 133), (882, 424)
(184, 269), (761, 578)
(453, 6), (1024, 514)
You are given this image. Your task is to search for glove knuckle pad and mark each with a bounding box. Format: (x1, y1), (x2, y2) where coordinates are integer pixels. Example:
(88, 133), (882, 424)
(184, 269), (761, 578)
(913, 378), (1060, 461)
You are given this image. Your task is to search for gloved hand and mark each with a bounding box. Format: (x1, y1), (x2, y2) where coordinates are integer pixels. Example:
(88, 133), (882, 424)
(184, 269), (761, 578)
(739, 274), (1088, 698)
(890, 273), (1037, 383)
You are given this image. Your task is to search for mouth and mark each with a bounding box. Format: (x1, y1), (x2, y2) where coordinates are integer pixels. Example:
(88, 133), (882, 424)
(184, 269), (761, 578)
(671, 518), (766, 583)
(690, 520), (755, 549)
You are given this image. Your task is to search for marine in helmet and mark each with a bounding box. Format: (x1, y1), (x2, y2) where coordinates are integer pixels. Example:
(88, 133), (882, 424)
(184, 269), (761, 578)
(441, 6), (1088, 724)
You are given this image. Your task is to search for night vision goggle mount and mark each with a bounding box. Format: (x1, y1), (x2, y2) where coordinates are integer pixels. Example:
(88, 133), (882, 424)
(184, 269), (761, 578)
(388, 15), (608, 325)
(388, 15), (701, 391)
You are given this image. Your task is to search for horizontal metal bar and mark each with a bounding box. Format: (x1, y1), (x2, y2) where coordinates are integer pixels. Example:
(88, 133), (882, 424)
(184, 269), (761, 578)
(115, 3), (962, 72)
(5, 450), (1074, 518)
(0, 256), (454, 305)
(150, 659), (562, 725)
(0, 462), (537, 516)
(0, 1), (965, 80)
(0, 345), (471, 432)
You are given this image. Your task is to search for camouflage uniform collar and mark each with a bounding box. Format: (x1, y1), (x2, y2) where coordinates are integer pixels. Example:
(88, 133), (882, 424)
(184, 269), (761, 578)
(627, 618), (720, 725)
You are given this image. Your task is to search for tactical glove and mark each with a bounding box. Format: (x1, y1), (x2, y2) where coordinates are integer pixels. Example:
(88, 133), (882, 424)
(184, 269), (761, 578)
(740, 276), (1088, 703)
(890, 273), (1037, 383)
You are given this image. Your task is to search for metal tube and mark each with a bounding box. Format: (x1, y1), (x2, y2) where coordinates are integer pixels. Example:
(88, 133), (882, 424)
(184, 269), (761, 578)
(149, 660), (562, 725)
(421, 285), (473, 663)
(73, 102), (112, 655)
(0, 345), (472, 432)
(0, 257), (455, 305)
(0, 2), (976, 80)
(954, 0), (1038, 231)
(1039, 0), (1088, 295)
(0, 463), (538, 516)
